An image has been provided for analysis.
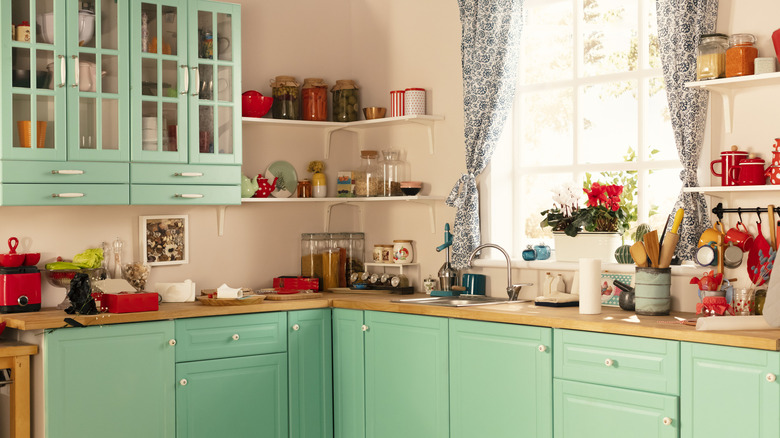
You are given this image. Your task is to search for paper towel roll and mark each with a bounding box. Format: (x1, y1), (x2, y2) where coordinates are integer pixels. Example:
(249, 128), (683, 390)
(696, 316), (773, 331)
(578, 258), (601, 314)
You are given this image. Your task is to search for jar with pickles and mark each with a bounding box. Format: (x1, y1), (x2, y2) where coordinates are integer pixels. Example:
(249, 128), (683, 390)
(331, 80), (360, 122)
(302, 78), (328, 121)
(271, 75), (300, 120)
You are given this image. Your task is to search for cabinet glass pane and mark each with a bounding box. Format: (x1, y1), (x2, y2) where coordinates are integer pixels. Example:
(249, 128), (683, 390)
(216, 13), (233, 62)
(77, 52), (99, 92)
(218, 106), (233, 155)
(12, 94), (54, 149)
(142, 4), (178, 55)
(37, 95), (54, 149)
(11, 47), (51, 90)
(102, 99), (119, 150)
(79, 97), (97, 149)
(142, 101), (158, 151)
(11, 95), (31, 149)
(140, 3), (157, 54)
(161, 59), (177, 98)
(102, 54), (118, 94)
(160, 6), (178, 56)
(197, 11), (213, 60)
(12, 47), (30, 88)
(142, 58), (157, 96)
(36, 49), (54, 89)
(162, 102), (178, 152)
(217, 66), (232, 103)
(198, 106), (214, 154)
(99, 0), (117, 50)
(77, 2), (96, 48)
(198, 64), (213, 100)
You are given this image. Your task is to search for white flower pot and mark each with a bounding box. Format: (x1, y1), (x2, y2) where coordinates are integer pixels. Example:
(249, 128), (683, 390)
(553, 232), (622, 263)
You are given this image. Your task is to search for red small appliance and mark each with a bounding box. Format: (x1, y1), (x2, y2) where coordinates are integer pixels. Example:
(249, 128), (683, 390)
(0, 265), (41, 313)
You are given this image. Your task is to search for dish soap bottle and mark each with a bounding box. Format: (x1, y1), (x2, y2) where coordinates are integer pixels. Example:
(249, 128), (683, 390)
(542, 272), (554, 297)
(551, 274), (566, 294)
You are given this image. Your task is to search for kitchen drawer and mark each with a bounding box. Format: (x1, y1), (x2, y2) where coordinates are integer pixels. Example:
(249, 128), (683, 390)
(175, 313), (287, 363)
(0, 160), (129, 184)
(130, 163), (240, 185)
(130, 184), (240, 205)
(0, 183), (129, 206)
(554, 329), (679, 395)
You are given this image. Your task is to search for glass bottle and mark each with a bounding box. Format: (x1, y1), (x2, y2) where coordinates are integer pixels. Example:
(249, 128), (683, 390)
(381, 150), (407, 196)
(331, 80), (360, 122)
(696, 33), (728, 80)
(270, 75), (300, 119)
(355, 150), (383, 197)
(725, 33), (758, 78)
(301, 78), (328, 121)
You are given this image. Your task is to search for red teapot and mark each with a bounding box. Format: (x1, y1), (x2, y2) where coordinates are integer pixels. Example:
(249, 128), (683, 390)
(729, 154), (766, 186)
(253, 174), (278, 198)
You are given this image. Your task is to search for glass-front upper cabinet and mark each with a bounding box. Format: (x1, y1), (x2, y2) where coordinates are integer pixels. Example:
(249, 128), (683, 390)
(1, 0), (129, 162)
(188, 1), (241, 165)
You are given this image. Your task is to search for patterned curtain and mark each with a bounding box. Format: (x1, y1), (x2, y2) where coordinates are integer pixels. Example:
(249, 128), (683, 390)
(656, 0), (718, 260)
(446, 0), (524, 269)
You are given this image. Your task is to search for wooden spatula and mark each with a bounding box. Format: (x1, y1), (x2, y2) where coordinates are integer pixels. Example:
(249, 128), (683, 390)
(630, 241), (649, 267)
(643, 230), (660, 268)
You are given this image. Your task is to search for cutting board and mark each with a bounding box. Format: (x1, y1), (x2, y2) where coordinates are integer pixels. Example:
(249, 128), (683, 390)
(263, 292), (324, 301)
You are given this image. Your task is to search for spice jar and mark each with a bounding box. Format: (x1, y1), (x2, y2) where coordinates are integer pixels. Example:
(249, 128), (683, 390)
(373, 244), (384, 263)
(331, 80), (360, 122)
(355, 150), (383, 197)
(297, 179), (312, 198)
(381, 150), (407, 196)
(302, 78), (328, 121)
(270, 75), (300, 120)
(696, 33), (728, 80)
(725, 33), (758, 78)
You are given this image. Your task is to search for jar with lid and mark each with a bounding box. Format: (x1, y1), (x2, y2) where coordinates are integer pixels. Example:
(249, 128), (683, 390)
(270, 75), (300, 119)
(355, 150), (384, 197)
(725, 33), (758, 78)
(381, 150), (407, 196)
(696, 33), (728, 80)
(327, 232), (350, 288)
(331, 80), (360, 122)
(301, 78), (328, 121)
(393, 240), (414, 264)
(301, 233), (328, 289)
(346, 232), (365, 285)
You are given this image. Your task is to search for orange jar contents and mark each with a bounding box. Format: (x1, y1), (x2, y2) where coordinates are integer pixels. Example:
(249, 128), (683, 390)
(725, 33), (758, 78)
(301, 78), (328, 121)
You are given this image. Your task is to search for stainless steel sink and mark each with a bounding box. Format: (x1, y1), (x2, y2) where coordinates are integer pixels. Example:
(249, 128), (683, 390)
(392, 295), (528, 307)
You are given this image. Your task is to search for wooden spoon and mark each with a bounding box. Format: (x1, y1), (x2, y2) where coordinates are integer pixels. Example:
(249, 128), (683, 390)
(643, 230), (660, 268)
(629, 241), (649, 267)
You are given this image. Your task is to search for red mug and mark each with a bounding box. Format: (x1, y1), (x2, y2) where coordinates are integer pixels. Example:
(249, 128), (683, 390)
(710, 146), (748, 186)
(725, 221), (754, 252)
(729, 156), (766, 185)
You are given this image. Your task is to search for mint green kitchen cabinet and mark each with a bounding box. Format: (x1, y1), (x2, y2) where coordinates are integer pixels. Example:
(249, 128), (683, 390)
(44, 321), (176, 438)
(333, 309), (449, 438)
(288, 309), (334, 438)
(449, 319), (553, 438)
(681, 342), (780, 438)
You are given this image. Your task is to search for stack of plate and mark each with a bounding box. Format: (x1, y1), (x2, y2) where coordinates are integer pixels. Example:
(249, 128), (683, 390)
(142, 117), (157, 151)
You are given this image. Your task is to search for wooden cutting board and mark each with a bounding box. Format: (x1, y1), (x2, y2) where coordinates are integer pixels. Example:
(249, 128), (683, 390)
(263, 292), (324, 301)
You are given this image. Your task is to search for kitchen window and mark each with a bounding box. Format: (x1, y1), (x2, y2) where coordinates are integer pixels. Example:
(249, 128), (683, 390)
(483, 0), (681, 256)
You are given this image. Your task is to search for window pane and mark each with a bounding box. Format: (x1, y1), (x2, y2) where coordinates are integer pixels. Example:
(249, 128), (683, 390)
(520, 88), (574, 166)
(644, 77), (676, 160)
(646, 168), (682, 229)
(520, 0), (573, 85)
(582, 0), (638, 76)
(580, 80), (637, 164)
(518, 173), (576, 242)
(646, 0), (660, 69)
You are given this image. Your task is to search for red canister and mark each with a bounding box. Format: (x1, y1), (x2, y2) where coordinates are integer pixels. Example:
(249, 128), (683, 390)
(729, 155), (766, 186)
(710, 145), (748, 186)
(390, 90), (405, 117)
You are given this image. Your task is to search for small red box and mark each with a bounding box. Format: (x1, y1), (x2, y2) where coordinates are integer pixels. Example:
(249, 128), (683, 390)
(273, 277), (319, 291)
(102, 292), (159, 313)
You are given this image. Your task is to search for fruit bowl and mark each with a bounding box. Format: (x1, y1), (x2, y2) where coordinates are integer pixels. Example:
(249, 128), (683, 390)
(43, 268), (106, 309)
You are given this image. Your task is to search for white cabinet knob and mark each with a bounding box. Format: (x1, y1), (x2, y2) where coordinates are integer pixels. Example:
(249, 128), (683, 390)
(292, 324), (300, 331)
(538, 345), (547, 352)
(767, 373), (777, 382)
(168, 339), (176, 346)
(361, 325), (369, 332)
(662, 417), (672, 426)
(604, 358), (614, 367)
(232, 334), (239, 341)
(179, 378), (188, 386)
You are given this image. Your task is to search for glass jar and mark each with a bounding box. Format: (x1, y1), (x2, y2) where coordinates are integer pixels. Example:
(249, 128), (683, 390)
(302, 78), (328, 121)
(355, 150), (383, 197)
(696, 33), (728, 80)
(381, 150), (407, 196)
(725, 33), (758, 78)
(331, 80), (360, 122)
(271, 75), (300, 119)
(346, 233), (365, 286)
(297, 179), (312, 198)
(301, 233), (328, 288)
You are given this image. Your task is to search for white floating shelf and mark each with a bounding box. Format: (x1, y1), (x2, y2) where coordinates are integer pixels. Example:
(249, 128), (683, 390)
(683, 185), (780, 194)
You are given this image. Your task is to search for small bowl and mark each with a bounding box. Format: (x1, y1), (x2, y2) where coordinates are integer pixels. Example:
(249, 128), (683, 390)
(23, 253), (41, 266)
(242, 91), (273, 118)
(400, 181), (422, 196)
(0, 253), (25, 268)
(363, 107), (387, 120)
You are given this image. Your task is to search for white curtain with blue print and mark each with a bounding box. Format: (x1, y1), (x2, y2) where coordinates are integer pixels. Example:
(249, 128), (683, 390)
(446, 0), (524, 269)
(656, 0), (718, 261)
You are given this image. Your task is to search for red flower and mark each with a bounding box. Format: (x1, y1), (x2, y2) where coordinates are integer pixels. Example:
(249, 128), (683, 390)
(584, 182), (608, 207)
(605, 184), (623, 198)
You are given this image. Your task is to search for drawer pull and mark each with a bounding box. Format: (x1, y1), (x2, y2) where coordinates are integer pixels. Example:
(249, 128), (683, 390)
(174, 172), (204, 177)
(361, 324), (369, 332)
(179, 378), (188, 386)
(662, 417), (672, 426)
(604, 358), (614, 367)
(51, 169), (85, 175)
(767, 373), (777, 382)
(168, 339), (176, 346)
(537, 345), (547, 353)
(232, 334), (239, 341)
(175, 194), (205, 199)
(52, 193), (85, 198)
(292, 324), (300, 331)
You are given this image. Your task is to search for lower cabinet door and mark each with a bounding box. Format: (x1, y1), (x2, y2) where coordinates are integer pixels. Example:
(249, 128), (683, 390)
(449, 319), (552, 438)
(333, 308), (366, 438)
(44, 321), (175, 438)
(176, 353), (288, 438)
(554, 379), (678, 438)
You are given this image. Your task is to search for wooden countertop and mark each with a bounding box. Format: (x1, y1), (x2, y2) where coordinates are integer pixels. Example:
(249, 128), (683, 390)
(3, 293), (780, 351)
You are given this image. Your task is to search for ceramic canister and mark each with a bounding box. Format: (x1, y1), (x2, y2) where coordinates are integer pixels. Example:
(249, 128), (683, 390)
(729, 155), (767, 185)
(634, 267), (671, 316)
(710, 146), (748, 186)
(390, 90), (405, 117)
(393, 240), (414, 264)
(404, 88), (426, 115)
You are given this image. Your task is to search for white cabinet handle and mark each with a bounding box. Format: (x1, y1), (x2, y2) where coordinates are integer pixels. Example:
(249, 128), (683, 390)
(168, 339), (176, 346)
(174, 194), (205, 199)
(361, 325), (368, 332)
(604, 358), (614, 367)
(174, 172), (204, 177)
(179, 378), (188, 386)
(59, 55), (66, 87)
(51, 169), (85, 175)
(181, 65), (189, 94)
(292, 324), (300, 331)
(232, 334), (239, 341)
(538, 345), (547, 353)
(767, 373), (777, 382)
(72, 54), (79, 88)
(191, 66), (200, 96)
(662, 417), (672, 426)
(52, 193), (85, 198)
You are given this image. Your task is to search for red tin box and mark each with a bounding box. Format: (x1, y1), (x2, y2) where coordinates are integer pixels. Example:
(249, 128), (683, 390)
(102, 292), (159, 313)
(273, 277), (319, 292)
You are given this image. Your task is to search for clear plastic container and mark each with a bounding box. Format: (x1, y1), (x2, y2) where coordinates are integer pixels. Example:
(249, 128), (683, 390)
(725, 33), (758, 78)
(381, 150), (407, 196)
(696, 33), (728, 80)
(271, 75), (300, 119)
(355, 150), (383, 197)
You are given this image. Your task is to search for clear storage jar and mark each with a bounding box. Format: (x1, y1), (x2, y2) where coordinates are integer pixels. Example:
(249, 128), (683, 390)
(381, 150), (407, 196)
(331, 80), (360, 122)
(355, 150), (383, 197)
(301, 233), (328, 288)
(696, 33), (728, 80)
(346, 232), (365, 286)
(725, 33), (758, 78)
(271, 75), (300, 120)
(302, 78), (328, 121)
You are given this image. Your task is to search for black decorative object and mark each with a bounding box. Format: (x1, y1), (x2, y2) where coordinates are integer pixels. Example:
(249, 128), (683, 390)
(65, 273), (98, 315)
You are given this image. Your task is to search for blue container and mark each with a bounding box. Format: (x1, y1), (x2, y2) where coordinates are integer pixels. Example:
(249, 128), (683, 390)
(461, 273), (486, 295)
(634, 267), (671, 315)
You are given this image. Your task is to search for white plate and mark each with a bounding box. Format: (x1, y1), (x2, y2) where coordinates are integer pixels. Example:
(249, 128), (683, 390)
(265, 161), (297, 198)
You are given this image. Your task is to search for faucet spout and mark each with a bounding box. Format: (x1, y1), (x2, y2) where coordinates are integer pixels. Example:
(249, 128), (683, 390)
(467, 243), (529, 301)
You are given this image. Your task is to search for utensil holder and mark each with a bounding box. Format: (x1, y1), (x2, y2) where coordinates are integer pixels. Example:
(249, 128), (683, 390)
(634, 267), (671, 315)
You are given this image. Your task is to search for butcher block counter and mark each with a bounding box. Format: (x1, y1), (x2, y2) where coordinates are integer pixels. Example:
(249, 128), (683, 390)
(3, 293), (780, 350)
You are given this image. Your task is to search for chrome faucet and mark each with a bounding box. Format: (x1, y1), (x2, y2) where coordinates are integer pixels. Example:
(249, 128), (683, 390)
(467, 243), (531, 301)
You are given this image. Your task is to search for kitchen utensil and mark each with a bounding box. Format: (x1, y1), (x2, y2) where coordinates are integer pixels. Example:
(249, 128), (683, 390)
(17, 121), (47, 149)
(725, 221), (754, 252)
(38, 12), (55, 43)
(716, 234), (725, 278)
(461, 273), (486, 295)
(710, 146), (748, 186)
(1, 238), (24, 268)
(772, 205), (777, 250)
(729, 155), (767, 185)
(78, 61), (107, 92)
(732, 288), (756, 315)
(634, 266), (671, 316)
(699, 221), (725, 248)
(658, 214), (671, 250)
(23, 253), (40, 266)
(400, 181), (422, 196)
(614, 279), (635, 311)
(242, 90), (273, 118)
(265, 161), (297, 198)
(253, 174), (277, 198)
(723, 243), (744, 269)
(773, 28), (780, 60)
(0, 265), (41, 313)
(643, 230), (660, 268)
(747, 221), (772, 286)
(659, 208), (684, 269)
(629, 241), (648, 267)
(77, 10), (95, 46)
(695, 242), (718, 266)
(363, 107), (386, 120)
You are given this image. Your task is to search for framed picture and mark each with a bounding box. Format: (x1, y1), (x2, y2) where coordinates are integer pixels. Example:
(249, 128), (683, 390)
(601, 272), (633, 307)
(139, 215), (189, 265)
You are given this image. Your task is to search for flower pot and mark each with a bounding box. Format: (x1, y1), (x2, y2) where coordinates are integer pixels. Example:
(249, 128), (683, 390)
(553, 232), (622, 263)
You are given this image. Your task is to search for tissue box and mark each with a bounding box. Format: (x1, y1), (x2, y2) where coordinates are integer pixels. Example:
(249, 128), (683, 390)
(337, 171), (355, 197)
(102, 292), (159, 313)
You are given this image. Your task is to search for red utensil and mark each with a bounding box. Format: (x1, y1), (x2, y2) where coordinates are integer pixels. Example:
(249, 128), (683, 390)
(747, 221), (773, 286)
(0, 237), (24, 268)
(773, 28), (780, 61)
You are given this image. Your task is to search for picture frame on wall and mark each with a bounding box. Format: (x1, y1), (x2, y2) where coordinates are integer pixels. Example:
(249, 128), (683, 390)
(139, 215), (189, 266)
